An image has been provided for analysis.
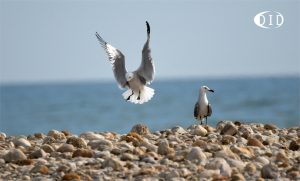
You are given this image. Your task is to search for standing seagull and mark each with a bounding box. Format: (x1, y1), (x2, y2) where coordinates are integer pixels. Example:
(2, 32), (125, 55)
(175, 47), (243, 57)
(194, 86), (214, 125)
(95, 21), (155, 104)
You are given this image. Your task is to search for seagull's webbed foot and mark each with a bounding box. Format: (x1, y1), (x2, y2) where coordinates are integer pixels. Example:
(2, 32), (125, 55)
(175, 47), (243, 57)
(126, 91), (134, 101)
(137, 90), (141, 100)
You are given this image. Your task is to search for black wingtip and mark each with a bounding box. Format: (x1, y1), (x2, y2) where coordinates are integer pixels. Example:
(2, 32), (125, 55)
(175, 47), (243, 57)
(95, 32), (106, 45)
(146, 21), (150, 34)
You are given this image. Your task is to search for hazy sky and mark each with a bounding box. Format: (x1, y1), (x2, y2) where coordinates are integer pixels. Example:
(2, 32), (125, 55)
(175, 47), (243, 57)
(1, 0), (299, 84)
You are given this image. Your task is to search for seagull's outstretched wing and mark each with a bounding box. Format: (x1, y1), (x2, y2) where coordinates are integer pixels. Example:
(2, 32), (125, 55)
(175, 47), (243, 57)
(207, 103), (212, 117)
(95, 32), (127, 88)
(136, 21), (155, 84)
(194, 102), (200, 119)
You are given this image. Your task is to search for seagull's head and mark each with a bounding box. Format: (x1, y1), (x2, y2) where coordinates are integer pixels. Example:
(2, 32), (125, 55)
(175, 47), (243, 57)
(201, 86), (214, 93)
(126, 72), (134, 81)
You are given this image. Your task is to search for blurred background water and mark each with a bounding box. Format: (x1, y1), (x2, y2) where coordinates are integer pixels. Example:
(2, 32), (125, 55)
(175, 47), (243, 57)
(0, 76), (299, 136)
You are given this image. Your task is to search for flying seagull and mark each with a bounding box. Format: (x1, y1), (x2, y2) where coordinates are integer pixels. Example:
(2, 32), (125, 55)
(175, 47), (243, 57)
(95, 21), (155, 104)
(194, 86), (214, 125)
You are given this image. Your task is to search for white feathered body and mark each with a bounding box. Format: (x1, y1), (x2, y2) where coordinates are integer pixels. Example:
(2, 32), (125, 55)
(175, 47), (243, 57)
(122, 73), (154, 104)
(197, 93), (209, 120)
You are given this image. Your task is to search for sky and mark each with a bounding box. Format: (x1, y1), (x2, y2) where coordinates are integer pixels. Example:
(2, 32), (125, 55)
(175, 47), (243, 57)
(0, 0), (299, 84)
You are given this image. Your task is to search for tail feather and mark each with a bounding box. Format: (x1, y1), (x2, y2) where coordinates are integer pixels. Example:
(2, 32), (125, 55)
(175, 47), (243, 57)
(122, 86), (154, 104)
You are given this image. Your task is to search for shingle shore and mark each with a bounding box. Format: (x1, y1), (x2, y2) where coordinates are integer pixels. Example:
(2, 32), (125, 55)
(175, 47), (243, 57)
(0, 121), (299, 180)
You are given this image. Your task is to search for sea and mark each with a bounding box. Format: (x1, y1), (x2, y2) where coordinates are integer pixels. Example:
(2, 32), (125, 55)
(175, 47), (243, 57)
(0, 76), (299, 136)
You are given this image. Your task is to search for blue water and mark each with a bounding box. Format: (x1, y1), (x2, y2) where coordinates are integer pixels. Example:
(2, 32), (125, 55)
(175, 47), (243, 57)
(1, 77), (299, 136)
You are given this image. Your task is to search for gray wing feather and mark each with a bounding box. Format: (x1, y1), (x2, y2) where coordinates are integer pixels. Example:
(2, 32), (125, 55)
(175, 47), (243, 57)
(95, 32), (127, 88)
(207, 103), (212, 117)
(136, 21), (155, 84)
(194, 102), (199, 119)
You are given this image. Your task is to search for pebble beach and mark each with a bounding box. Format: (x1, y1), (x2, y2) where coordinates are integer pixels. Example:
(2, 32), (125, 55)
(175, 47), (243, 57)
(0, 121), (300, 181)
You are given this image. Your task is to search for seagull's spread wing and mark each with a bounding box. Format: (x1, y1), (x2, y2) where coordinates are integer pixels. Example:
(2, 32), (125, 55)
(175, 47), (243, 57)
(136, 21), (155, 84)
(207, 103), (212, 117)
(96, 32), (127, 88)
(194, 102), (200, 119)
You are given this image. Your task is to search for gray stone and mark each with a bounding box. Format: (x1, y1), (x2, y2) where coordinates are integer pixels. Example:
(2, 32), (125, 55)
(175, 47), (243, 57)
(168, 135), (181, 143)
(189, 125), (207, 136)
(247, 137), (264, 147)
(179, 168), (192, 177)
(116, 142), (135, 153)
(186, 147), (206, 162)
(30, 164), (49, 174)
(205, 158), (232, 177)
(0, 158), (5, 164)
(199, 169), (221, 178)
(221, 135), (237, 144)
(88, 139), (113, 150)
(120, 153), (138, 161)
(57, 162), (77, 172)
(95, 150), (111, 158)
(225, 158), (246, 171)
(236, 137), (248, 145)
(216, 121), (227, 131)
(49, 151), (61, 158)
(103, 158), (124, 171)
(221, 122), (238, 136)
(14, 138), (31, 148)
(158, 139), (173, 155)
(57, 143), (75, 153)
(204, 143), (222, 152)
(264, 124), (277, 130)
(79, 132), (104, 141)
(41, 144), (55, 153)
(72, 148), (93, 158)
(214, 147), (239, 160)
(0, 132), (6, 141)
(171, 126), (187, 134)
(22, 175), (31, 180)
(160, 158), (171, 165)
(140, 139), (158, 152)
(231, 173), (245, 181)
(29, 149), (47, 159)
(42, 136), (56, 144)
(255, 156), (270, 165)
(272, 142), (285, 149)
(131, 124), (150, 135)
(142, 156), (157, 164)
(289, 140), (300, 151)
(35, 158), (48, 165)
(47, 130), (66, 139)
(4, 149), (27, 162)
(166, 170), (180, 179)
(261, 163), (279, 179)
(66, 136), (87, 148)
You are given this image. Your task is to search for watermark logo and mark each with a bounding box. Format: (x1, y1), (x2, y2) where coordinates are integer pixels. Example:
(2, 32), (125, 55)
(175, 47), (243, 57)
(254, 11), (284, 29)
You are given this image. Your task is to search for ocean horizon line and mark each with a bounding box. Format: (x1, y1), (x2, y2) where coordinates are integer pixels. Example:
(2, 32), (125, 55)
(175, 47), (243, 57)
(1, 74), (299, 87)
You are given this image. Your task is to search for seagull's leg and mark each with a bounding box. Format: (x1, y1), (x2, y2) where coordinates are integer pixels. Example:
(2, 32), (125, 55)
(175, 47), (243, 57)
(137, 90), (141, 100)
(205, 117), (208, 125)
(126, 91), (134, 101)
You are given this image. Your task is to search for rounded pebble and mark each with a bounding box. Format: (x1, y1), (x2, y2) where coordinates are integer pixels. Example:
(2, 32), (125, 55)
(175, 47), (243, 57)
(3, 149), (27, 163)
